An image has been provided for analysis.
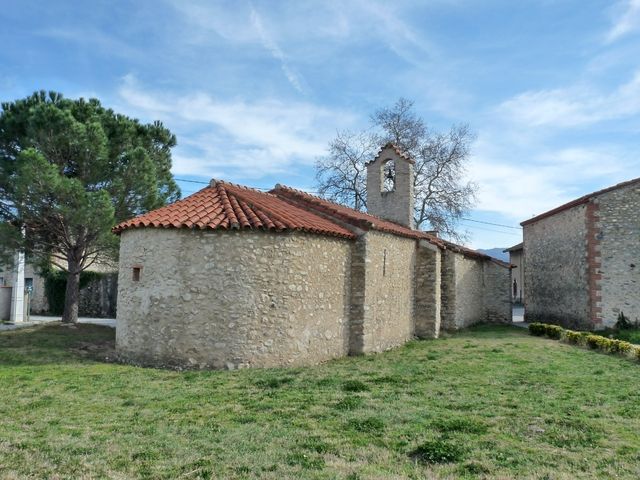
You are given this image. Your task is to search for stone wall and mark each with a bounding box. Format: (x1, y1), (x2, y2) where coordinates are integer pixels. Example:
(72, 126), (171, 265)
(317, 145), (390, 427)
(353, 231), (416, 353)
(116, 228), (352, 369)
(452, 254), (485, 328)
(366, 147), (415, 229)
(116, 221), (512, 369)
(440, 251), (456, 330)
(414, 242), (441, 338)
(523, 204), (590, 328)
(483, 260), (513, 323)
(79, 273), (118, 318)
(596, 183), (640, 327)
(440, 250), (511, 330)
(510, 249), (524, 303)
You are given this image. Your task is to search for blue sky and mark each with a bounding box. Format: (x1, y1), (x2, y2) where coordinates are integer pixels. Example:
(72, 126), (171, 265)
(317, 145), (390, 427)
(2, 0), (640, 249)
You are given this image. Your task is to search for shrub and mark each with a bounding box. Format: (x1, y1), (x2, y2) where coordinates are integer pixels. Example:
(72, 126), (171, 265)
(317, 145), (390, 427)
(529, 323), (547, 336)
(586, 335), (610, 351)
(545, 325), (564, 339)
(531, 322), (637, 360)
(615, 311), (632, 330)
(43, 269), (104, 315)
(565, 330), (585, 345)
(410, 439), (465, 464)
(528, 323), (563, 339)
(609, 339), (634, 355)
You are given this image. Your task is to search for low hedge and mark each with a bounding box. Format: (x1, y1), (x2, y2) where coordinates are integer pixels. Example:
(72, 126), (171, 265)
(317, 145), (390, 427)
(528, 322), (639, 361)
(529, 322), (563, 339)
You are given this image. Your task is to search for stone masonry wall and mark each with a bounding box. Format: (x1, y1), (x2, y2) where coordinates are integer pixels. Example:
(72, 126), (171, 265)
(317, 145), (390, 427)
(366, 148), (415, 229)
(349, 231), (416, 354)
(510, 250), (524, 303)
(596, 183), (640, 327)
(414, 243), (441, 338)
(116, 228), (352, 369)
(440, 251), (457, 330)
(483, 261), (512, 323)
(452, 254), (485, 328)
(523, 204), (590, 328)
(78, 273), (118, 318)
(440, 250), (511, 330)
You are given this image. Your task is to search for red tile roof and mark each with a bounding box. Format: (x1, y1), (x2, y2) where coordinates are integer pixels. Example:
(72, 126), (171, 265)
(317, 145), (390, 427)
(271, 184), (432, 240)
(114, 179), (508, 267)
(113, 181), (356, 239)
(521, 176), (640, 226)
(270, 185), (506, 265)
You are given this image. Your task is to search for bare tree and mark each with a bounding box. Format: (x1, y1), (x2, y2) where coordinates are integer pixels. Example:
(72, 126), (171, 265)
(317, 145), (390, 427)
(315, 98), (477, 242)
(314, 130), (378, 211)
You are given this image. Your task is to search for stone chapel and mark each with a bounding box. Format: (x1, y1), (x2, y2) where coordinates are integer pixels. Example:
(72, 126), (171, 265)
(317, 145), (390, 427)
(113, 143), (512, 369)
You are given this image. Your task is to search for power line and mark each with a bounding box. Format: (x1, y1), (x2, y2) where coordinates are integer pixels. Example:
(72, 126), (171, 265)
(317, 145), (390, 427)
(459, 222), (520, 236)
(174, 178), (208, 184)
(461, 217), (522, 230)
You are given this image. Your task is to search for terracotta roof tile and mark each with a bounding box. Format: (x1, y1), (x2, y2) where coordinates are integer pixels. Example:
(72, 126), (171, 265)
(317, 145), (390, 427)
(114, 178), (507, 266)
(270, 185), (506, 265)
(113, 181), (356, 239)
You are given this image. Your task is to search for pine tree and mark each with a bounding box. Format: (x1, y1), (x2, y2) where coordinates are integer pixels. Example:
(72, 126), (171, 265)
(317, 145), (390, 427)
(0, 91), (180, 323)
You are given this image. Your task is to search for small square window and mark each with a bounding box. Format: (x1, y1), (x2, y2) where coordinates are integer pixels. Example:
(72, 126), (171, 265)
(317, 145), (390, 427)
(132, 267), (142, 282)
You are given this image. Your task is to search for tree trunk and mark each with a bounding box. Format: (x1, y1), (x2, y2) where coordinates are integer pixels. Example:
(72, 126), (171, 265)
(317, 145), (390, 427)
(62, 262), (81, 324)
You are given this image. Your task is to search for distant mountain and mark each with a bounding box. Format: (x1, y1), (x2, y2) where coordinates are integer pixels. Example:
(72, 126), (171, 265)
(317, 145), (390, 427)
(477, 248), (509, 262)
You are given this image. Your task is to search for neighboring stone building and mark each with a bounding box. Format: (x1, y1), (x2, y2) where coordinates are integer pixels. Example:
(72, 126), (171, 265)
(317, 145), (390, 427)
(522, 177), (640, 329)
(114, 144), (512, 369)
(504, 243), (524, 304)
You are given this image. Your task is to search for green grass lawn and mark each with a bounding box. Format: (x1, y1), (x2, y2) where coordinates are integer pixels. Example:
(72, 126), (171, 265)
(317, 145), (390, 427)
(1, 324), (640, 479)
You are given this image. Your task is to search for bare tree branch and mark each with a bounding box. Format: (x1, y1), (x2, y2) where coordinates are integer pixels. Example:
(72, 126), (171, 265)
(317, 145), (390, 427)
(315, 99), (478, 242)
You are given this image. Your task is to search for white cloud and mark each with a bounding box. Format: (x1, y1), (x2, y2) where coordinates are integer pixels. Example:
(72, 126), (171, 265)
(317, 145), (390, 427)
(498, 70), (640, 127)
(249, 7), (307, 94)
(468, 134), (630, 222)
(606, 0), (640, 43)
(116, 75), (356, 178)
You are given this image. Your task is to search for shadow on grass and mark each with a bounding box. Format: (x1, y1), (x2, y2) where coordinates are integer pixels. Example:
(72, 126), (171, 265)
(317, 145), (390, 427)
(443, 324), (529, 340)
(0, 323), (115, 366)
(0, 322), (527, 369)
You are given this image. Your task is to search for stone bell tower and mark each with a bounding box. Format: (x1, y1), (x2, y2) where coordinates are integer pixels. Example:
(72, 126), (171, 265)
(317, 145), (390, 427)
(366, 143), (415, 229)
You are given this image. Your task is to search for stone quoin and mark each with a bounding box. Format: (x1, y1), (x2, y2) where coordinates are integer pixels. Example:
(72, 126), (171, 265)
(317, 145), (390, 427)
(522, 177), (640, 329)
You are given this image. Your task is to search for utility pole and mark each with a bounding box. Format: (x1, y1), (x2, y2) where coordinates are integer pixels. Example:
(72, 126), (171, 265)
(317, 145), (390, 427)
(9, 251), (25, 323)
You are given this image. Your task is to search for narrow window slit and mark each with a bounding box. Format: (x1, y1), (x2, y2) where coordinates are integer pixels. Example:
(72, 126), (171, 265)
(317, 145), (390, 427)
(132, 266), (142, 282)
